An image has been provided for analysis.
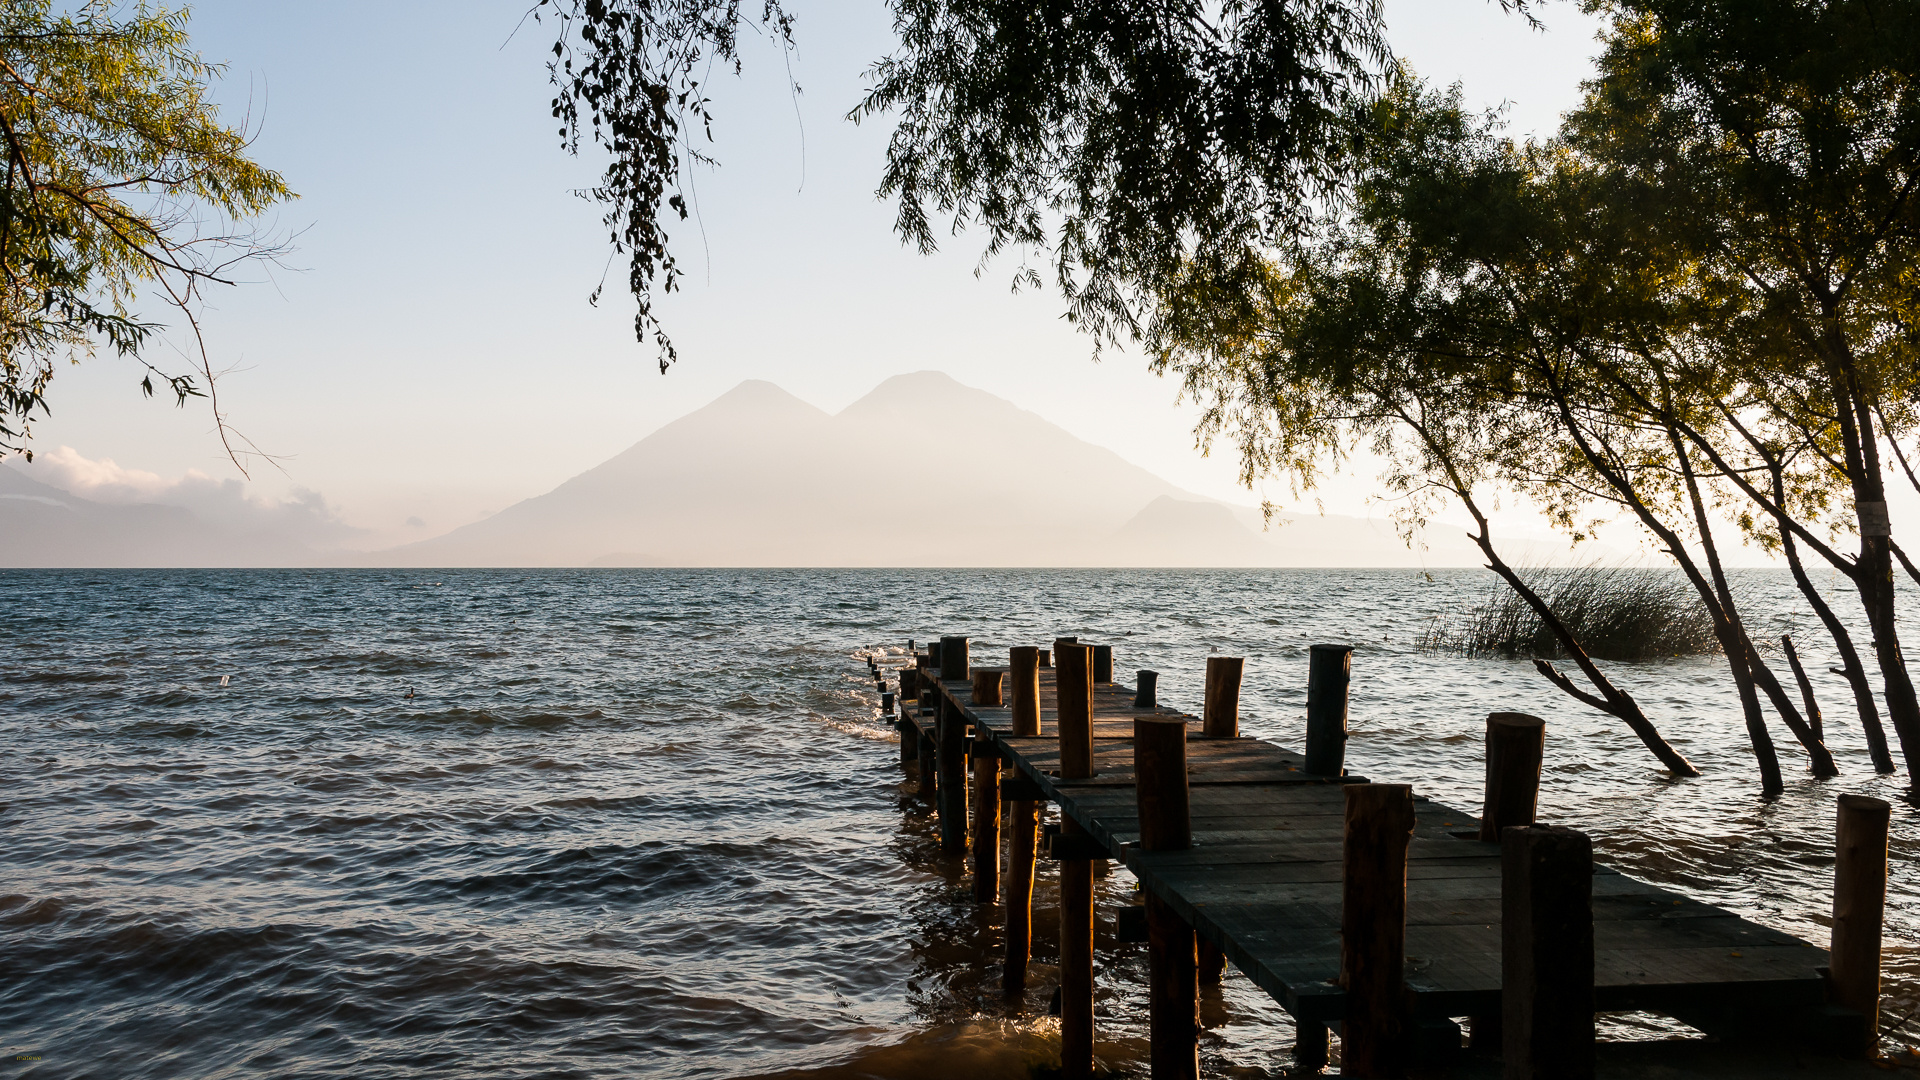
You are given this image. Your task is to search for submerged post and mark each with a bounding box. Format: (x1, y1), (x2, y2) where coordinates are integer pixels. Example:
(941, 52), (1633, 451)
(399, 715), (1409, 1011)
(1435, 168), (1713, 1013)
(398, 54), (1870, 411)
(1136, 716), (1198, 1080)
(1342, 783), (1414, 1077)
(1092, 644), (1114, 684)
(1010, 647), (1041, 737)
(1501, 825), (1595, 1080)
(1203, 656), (1244, 739)
(1135, 670), (1159, 709)
(1479, 713), (1545, 843)
(1831, 793), (1890, 1058)
(1304, 644), (1351, 775)
(1057, 644), (1095, 779)
(937, 695), (969, 854)
(971, 737), (1002, 903)
(1003, 790), (1040, 995)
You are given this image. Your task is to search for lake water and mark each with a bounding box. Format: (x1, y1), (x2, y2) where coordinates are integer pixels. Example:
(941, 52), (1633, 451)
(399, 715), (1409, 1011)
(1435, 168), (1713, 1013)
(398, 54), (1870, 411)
(1, 568), (1914, 1078)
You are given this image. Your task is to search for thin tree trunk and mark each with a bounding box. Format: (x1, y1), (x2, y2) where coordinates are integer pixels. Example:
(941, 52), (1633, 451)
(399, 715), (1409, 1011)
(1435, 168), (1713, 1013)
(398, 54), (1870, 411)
(1781, 635), (1822, 742)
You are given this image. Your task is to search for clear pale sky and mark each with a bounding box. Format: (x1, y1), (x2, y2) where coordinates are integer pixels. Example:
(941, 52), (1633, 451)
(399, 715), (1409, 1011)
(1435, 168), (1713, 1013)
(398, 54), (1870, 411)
(19, 0), (1612, 550)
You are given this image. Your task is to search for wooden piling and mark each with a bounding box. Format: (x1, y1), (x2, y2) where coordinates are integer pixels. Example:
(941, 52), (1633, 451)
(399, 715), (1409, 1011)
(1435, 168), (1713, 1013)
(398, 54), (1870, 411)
(1136, 669), (1159, 709)
(1341, 783), (1415, 1077)
(1038, 648), (1052, 668)
(1304, 644), (1351, 775)
(971, 739), (1002, 902)
(972, 667), (1005, 708)
(941, 635), (970, 682)
(1004, 793), (1040, 995)
(937, 696), (969, 854)
(1198, 941), (1225, 986)
(1203, 656), (1244, 739)
(1502, 825), (1595, 1080)
(1830, 793), (1890, 1058)
(917, 720), (936, 801)
(1057, 644), (1095, 779)
(1010, 646), (1041, 737)
(1295, 1021), (1330, 1072)
(1092, 644), (1113, 684)
(1136, 716), (1198, 1080)
(1479, 713), (1545, 843)
(1059, 814), (1097, 1080)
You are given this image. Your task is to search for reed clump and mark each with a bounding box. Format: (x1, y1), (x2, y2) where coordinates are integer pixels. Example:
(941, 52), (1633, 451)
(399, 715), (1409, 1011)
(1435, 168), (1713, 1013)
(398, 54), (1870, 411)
(1419, 565), (1717, 660)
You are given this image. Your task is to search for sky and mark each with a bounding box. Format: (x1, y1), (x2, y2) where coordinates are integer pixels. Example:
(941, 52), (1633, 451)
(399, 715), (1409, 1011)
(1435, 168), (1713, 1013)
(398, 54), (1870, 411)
(16, 0), (1619, 552)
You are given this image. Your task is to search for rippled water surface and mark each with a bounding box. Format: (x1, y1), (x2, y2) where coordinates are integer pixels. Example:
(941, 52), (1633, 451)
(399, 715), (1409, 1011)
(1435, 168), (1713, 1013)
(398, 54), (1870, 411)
(1, 568), (1915, 1078)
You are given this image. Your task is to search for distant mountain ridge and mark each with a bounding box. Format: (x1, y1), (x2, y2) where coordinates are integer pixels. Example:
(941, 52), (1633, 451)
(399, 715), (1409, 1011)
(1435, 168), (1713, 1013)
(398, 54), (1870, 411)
(379, 371), (1489, 567)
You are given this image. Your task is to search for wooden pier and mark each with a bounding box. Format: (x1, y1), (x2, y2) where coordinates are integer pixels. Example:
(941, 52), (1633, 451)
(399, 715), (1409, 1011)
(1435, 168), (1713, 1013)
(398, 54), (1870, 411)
(866, 638), (1892, 1078)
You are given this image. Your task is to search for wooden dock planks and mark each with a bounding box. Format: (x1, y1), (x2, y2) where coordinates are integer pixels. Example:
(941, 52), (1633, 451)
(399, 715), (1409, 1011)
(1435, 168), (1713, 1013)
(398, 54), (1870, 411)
(905, 661), (1833, 1033)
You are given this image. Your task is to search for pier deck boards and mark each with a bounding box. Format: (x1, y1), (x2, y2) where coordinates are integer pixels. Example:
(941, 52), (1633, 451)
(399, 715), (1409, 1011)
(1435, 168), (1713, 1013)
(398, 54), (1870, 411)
(900, 664), (1833, 1034)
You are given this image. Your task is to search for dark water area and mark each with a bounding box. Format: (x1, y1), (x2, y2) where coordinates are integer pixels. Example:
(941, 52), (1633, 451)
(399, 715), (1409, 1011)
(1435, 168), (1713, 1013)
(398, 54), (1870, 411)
(0, 568), (1915, 1078)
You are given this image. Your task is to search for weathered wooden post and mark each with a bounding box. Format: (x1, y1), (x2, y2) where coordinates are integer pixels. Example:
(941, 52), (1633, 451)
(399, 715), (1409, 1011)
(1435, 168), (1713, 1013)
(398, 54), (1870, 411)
(1057, 642), (1097, 1079)
(941, 635), (970, 682)
(972, 668), (1005, 707)
(1304, 644), (1351, 775)
(1479, 713), (1545, 842)
(1010, 647), (1041, 737)
(1502, 825), (1595, 1080)
(1342, 783), (1415, 1077)
(917, 722), (937, 800)
(1092, 644), (1114, 684)
(937, 694), (969, 854)
(1058, 644), (1095, 778)
(882, 690), (895, 715)
(1203, 656), (1244, 738)
(1830, 793), (1890, 1058)
(1136, 716), (1198, 1080)
(1004, 788), (1040, 995)
(1295, 1022), (1330, 1072)
(971, 735), (1002, 902)
(1038, 648), (1052, 668)
(1135, 670), (1158, 708)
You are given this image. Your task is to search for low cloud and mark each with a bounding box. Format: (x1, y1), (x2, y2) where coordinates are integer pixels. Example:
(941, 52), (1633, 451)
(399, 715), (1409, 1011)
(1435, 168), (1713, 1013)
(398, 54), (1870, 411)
(28, 446), (371, 551)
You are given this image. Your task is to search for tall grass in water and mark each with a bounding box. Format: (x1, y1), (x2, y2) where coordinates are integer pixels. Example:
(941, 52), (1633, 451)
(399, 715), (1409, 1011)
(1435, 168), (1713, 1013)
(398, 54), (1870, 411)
(1419, 565), (1718, 660)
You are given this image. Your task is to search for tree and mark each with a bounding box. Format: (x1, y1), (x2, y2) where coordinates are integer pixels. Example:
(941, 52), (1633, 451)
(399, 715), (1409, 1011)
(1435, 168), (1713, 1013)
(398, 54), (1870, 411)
(0, 0), (292, 467)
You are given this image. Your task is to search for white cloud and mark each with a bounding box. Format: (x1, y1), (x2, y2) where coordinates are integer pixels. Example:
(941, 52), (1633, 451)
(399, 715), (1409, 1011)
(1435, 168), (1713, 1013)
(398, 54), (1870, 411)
(25, 446), (372, 551)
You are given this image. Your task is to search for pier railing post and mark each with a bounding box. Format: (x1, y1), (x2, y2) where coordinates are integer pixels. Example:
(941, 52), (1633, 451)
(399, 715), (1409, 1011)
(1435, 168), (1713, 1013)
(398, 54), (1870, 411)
(972, 667), (1004, 708)
(1501, 824), (1595, 1080)
(941, 635), (970, 683)
(1010, 647), (1041, 737)
(1137, 716), (1198, 1080)
(937, 694), (969, 854)
(1092, 644), (1113, 684)
(1304, 644), (1351, 775)
(1003, 790), (1040, 996)
(1479, 713), (1545, 843)
(1135, 670), (1159, 709)
(1058, 644), (1095, 779)
(1341, 783), (1415, 1077)
(1831, 793), (1890, 1058)
(1204, 656), (1244, 739)
(971, 735), (1002, 903)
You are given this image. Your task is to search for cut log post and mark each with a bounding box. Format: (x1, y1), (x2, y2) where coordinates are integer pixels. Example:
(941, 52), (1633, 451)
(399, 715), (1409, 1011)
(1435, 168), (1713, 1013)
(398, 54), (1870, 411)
(1136, 716), (1198, 1080)
(1830, 793), (1890, 1058)
(1136, 670), (1159, 709)
(971, 739), (1002, 903)
(882, 690), (895, 716)
(941, 635), (970, 683)
(1092, 644), (1114, 684)
(1501, 825), (1595, 1080)
(1059, 815), (1097, 1079)
(1203, 656), (1244, 739)
(1479, 713), (1546, 843)
(1341, 783), (1415, 1078)
(1038, 648), (1052, 668)
(937, 695), (969, 854)
(898, 712), (914, 765)
(1003, 794), (1040, 995)
(1304, 644), (1351, 775)
(1010, 647), (1041, 737)
(1057, 644), (1095, 779)
(972, 667), (1005, 707)
(901, 667), (920, 703)
(928, 640), (942, 671)
(1198, 941), (1225, 986)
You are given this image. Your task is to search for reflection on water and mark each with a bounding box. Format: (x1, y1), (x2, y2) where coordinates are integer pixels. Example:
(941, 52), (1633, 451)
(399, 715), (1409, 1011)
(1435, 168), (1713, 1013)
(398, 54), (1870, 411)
(0, 568), (1912, 1078)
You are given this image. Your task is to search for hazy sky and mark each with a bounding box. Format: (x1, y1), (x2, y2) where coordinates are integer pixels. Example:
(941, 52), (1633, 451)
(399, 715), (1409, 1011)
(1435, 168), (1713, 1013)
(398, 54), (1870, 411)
(18, 0), (1613, 549)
